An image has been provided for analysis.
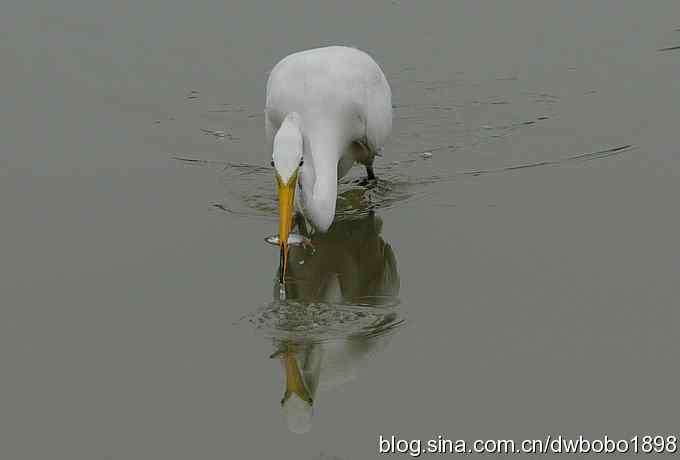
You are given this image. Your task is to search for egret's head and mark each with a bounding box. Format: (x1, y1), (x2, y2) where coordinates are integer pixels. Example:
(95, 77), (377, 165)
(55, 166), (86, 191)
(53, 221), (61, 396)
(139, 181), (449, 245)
(272, 113), (304, 283)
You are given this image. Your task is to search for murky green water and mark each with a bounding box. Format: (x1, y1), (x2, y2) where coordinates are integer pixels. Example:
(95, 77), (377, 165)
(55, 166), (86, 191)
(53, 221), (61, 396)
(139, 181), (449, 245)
(2, 0), (679, 458)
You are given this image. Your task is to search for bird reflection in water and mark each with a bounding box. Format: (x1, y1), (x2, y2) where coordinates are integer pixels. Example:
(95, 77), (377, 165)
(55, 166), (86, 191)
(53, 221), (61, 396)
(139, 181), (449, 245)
(261, 211), (403, 433)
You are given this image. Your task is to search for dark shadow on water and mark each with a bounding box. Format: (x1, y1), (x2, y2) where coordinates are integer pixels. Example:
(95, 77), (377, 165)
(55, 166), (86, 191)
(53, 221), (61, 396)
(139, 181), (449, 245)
(237, 212), (404, 434)
(275, 213), (400, 309)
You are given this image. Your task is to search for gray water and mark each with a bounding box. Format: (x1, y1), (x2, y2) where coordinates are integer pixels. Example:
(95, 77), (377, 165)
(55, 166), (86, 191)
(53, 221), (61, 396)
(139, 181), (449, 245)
(2, 0), (680, 458)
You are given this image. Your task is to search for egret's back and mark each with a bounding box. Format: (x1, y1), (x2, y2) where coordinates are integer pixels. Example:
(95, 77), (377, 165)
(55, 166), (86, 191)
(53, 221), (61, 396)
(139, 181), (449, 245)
(265, 46), (392, 153)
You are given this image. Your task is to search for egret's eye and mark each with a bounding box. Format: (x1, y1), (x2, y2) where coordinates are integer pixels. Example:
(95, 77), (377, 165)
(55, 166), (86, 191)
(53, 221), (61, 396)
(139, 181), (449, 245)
(270, 160), (275, 167)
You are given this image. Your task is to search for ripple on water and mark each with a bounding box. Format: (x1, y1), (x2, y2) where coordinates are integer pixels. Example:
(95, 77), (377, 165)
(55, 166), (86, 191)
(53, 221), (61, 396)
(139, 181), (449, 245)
(175, 143), (634, 219)
(213, 162), (427, 221)
(240, 298), (404, 344)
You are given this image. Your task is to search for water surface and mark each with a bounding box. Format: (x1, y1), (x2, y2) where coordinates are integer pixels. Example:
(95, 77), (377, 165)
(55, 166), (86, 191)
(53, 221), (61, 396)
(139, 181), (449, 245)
(2, 0), (680, 458)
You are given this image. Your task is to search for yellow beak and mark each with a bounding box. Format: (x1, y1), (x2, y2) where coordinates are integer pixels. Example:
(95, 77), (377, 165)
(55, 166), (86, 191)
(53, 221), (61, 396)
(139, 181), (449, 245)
(276, 172), (298, 283)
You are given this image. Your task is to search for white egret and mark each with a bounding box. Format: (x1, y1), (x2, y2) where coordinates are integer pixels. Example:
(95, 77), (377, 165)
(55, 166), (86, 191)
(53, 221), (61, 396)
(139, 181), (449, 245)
(265, 46), (393, 281)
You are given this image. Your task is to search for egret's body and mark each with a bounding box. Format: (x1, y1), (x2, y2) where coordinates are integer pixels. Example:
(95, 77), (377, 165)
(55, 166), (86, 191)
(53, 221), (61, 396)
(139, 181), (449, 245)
(265, 46), (392, 279)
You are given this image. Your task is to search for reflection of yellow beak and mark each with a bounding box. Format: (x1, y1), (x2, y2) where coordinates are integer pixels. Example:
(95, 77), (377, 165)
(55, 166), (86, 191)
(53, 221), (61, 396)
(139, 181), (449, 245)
(276, 171), (298, 283)
(281, 350), (313, 406)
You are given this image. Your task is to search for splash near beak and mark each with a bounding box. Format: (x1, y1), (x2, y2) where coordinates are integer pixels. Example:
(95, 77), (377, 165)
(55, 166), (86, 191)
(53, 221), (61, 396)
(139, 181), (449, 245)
(276, 172), (297, 283)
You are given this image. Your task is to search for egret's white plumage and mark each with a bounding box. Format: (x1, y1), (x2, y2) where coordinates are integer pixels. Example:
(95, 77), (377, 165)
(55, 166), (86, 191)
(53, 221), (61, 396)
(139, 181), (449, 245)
(266, 46), (392, 233)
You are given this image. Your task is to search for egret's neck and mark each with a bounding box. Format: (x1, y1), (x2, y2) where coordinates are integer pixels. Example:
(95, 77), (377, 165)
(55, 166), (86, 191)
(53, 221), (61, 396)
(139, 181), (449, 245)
(301, 121), (343, 232)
